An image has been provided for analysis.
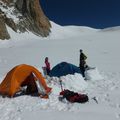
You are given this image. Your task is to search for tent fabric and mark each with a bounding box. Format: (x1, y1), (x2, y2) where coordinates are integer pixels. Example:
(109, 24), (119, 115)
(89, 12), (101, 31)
(49, 62), (81, 77)
(0, 64), (52, 97)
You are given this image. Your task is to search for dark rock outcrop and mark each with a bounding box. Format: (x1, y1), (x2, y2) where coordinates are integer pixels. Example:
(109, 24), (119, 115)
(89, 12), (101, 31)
(0, 15), (10, 40)
(0, 0), (51, 40)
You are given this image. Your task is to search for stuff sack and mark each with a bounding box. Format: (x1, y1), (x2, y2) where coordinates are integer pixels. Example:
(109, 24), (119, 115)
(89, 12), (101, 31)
(59, 89), (89, 103)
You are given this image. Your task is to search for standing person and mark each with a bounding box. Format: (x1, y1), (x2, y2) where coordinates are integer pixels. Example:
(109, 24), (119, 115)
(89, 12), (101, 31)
(44, 57), (51, 75)
(79, 49), (87, 77)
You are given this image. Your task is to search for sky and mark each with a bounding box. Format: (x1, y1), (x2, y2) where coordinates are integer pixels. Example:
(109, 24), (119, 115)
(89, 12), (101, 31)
(40, 0), (120, 28)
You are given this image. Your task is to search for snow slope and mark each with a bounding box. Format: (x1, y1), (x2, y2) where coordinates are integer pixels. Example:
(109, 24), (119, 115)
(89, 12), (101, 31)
(0, 21), (120, 120)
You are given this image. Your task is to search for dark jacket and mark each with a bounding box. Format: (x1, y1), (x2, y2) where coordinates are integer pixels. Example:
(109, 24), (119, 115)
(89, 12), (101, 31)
(79, 52), (87, 68)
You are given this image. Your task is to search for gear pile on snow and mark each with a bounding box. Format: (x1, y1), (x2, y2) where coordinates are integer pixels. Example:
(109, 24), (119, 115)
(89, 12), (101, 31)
(59, 89), (89, 103)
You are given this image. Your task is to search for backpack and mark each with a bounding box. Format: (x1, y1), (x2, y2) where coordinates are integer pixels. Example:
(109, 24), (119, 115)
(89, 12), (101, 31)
(59, 89), (89, 103)
(83, 54), (87, 60)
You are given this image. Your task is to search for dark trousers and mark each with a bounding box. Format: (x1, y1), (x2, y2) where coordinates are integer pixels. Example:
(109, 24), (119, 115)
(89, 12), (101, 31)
(80, 66), (85, 77)
(46, 69), (50, 75)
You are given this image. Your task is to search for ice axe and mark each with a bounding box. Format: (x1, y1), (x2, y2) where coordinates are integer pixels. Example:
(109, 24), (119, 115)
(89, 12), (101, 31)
(92, 97), (98, 104)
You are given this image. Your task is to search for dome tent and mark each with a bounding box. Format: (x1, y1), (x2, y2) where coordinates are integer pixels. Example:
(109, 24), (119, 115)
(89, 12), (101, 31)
(0, 64), (52, 98)
(49, 62), (81, 77)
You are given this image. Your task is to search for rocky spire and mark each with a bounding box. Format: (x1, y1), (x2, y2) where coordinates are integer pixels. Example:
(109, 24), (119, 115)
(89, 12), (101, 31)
(0, 0), (51, 40)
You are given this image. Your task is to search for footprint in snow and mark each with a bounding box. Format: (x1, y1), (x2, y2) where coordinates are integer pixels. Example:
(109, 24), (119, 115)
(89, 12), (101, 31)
(116, 113), (120, 119)
(116, 104), (120, 108)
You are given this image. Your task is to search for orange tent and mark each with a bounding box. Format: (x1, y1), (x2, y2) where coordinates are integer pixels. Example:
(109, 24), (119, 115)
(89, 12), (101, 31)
(0, 64), (52, 98)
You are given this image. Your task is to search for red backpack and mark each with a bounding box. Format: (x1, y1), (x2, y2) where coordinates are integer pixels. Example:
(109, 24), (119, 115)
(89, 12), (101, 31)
(59, 89), (89, 103)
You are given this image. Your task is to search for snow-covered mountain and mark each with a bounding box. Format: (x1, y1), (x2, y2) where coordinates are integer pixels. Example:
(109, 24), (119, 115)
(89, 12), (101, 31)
(101, 26), (120, 32)
(0, 21), (120, 120)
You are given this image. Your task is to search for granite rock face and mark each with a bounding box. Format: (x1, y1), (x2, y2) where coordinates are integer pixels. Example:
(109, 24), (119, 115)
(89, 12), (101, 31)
(0, 0), (51, 40)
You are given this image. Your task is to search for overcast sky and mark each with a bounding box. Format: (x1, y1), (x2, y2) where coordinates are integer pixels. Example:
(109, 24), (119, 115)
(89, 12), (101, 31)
(40, 0), (120, 28)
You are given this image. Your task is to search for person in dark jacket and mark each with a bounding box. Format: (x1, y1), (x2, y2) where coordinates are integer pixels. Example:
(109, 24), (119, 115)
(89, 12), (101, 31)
(79, 49), (87, 77)
(45, 57), (51, 75)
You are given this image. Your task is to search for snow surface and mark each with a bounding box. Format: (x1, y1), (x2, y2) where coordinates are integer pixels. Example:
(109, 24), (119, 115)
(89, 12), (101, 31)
(0, 20), (120, 120)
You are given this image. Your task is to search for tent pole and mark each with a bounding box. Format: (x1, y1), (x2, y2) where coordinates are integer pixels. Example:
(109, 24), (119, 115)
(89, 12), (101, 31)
(59, 79), (63, 91)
